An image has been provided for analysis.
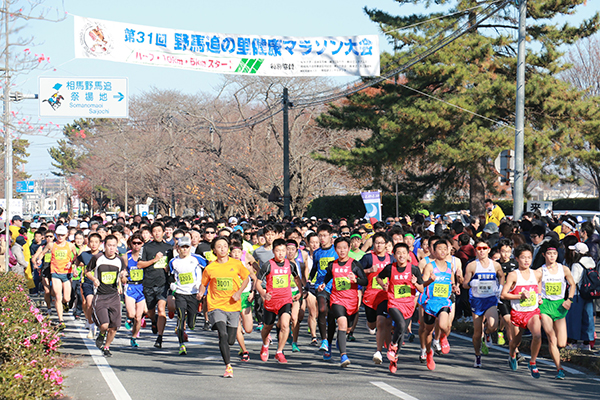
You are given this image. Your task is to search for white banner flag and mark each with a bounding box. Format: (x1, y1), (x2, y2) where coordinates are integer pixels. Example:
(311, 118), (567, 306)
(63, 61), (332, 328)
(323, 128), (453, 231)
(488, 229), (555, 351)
(74, 16), (380, 77)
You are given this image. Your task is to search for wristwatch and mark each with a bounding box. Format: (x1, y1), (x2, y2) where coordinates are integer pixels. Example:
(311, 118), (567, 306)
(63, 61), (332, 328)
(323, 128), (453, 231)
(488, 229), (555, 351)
(568, 297), (573, 301)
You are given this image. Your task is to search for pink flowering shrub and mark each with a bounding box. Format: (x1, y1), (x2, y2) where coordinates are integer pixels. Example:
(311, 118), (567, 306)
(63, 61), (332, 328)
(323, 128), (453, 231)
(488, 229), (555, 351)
(0, 273), (64, 398)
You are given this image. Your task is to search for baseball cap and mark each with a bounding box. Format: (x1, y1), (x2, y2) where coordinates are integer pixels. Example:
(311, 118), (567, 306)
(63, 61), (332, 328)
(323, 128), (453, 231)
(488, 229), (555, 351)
(228, 216), (238, 225)
(69, 219), (78, 227)
(483, 222), (499, 234)
(56, 225), (68, 235)
(177, 236), (192, 247)
(11, 215), (22, 221)
(30, 222), (40, 229)
(80, 222), (89, 229)
(568, 242), (589, 254)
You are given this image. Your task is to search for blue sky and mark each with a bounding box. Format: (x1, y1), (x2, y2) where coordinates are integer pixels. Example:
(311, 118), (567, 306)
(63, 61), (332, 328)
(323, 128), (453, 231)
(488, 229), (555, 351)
(9, 0), (600, 178)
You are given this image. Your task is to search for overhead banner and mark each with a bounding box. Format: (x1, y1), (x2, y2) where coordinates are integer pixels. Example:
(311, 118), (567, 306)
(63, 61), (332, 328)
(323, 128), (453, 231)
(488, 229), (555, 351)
(74, 16), (380, 77)
(361, 191), (382, 224)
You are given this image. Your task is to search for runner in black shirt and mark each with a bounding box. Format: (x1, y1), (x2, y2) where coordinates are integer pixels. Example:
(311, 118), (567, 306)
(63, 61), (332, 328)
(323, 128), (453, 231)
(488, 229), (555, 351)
(137, 222), (173, 348)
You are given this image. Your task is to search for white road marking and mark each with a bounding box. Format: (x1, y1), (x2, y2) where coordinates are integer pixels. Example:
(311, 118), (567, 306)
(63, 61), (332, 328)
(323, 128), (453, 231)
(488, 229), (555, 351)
(371, 382), (420, 400)
(448, 332), (584, 375)
(74, 324), (132, 400)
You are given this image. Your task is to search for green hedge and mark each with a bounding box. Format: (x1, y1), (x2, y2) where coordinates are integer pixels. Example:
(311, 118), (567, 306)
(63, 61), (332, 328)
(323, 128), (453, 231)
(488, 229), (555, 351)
(306, 195), (599, 219)
(305, 194), (422, 219)
(0, 273), (64, 399)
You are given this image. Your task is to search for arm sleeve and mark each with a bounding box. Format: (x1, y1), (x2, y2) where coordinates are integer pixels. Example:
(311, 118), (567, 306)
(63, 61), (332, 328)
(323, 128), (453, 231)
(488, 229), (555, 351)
(87, 254), (98, 272)
(378, 264), (392, 280)
(352, 260), (368, 286)
(256, 262), (271, 282)
(307, 257), (319, 282)
(412, 265), (424, 284)
(290, 261), (299, 278)
(140, 245), (150, 262)
(360, 254), (372, 270)
(322, 261), (334, 285)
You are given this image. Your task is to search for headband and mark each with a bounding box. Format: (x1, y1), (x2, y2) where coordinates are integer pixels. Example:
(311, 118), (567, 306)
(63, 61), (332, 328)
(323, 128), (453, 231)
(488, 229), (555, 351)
(404, 233), (415, 239)
(562, 221), (575, 231)
(350, 234), (362, 240)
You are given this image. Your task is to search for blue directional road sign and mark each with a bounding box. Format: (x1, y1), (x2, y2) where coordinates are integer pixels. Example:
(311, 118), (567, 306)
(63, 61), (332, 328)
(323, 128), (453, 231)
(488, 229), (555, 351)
(39, 77), (128, 118)
(16, 180), (35, 193)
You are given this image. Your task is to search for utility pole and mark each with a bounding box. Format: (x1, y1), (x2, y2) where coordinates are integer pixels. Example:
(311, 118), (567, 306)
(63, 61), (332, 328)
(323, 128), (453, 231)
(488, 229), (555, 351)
(282, 87), (291, 218)
(3, 3), (11, 272)
(513, 0), (527, 220)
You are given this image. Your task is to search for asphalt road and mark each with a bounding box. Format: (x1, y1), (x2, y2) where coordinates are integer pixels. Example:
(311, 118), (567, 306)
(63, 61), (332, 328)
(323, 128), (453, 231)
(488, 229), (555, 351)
(59, 312), (600, 400)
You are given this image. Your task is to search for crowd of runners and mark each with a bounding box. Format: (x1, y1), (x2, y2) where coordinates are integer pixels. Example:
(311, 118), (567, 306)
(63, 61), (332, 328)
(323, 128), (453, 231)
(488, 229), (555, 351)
(3, 199), (599, 379)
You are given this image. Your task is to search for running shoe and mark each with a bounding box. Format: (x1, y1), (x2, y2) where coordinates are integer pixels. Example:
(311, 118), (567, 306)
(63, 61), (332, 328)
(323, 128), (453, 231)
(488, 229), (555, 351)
(95, 332), (106, 349)
(389, 358), (397, 374)
(323, 350), (332, 361)
(497, 331), (506, 346)
(154, 337), (162, 349)
(63, 302), (70, 313)
(528, 363), (540, 379)
(275, 352), (288, 364)
(347, 333), (356, 342)
(241, 352), (250, 362)
(56, 321), (66, 331)
(419, 350), (426, 363)
(319, 339), (329, 352)
(223, 365), (233, 378)
(102, 348), (112, 357)
(481, 340), (489, 355)
(183, 332), (189, 342)
(440, 335), (450, 354)
(203, 321), (211, 331)
(387, 343), (398, 362)
(426, 350), (435, 371)
(516, 352), (526, 363)
(485, 333), (493, 350)
(168, 310), (175, 319)
(291, 342), (300, 352)
(179, 344), (187, 355)
(555, 369), (566, 380)
(87, 329), (94, 339)
(140, 318), (147, 328)
(408, 332), (415, 343)
(151, 319), (158, 334)
(368, 327), (377, 335)
(260, 345), (269, 362)
(474, 355), (482, 368)
(310, 337), (319, 347)
(508, 356), (518, 371)
(433, 339), (442, 356)
(255, 324), (263, 332)
(125, 318), (132, 330)
(340, 354), (351, 368)
(130, 338), (139, 348)
(373, 351), (383, 364)
(287, 335), (293, 345)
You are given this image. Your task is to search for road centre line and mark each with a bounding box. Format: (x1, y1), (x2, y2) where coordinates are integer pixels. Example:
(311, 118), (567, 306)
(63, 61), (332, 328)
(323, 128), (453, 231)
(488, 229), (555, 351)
(371, 381), (420, 400)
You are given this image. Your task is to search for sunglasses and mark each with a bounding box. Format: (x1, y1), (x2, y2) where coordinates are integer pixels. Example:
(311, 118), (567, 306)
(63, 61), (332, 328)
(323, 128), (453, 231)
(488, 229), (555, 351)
(340, 232), (351, 236)
(205, 231), (215, 234)
(476, 246), (490, 251)
(132, 241), (143, 245)
(45, 235), (53, 238)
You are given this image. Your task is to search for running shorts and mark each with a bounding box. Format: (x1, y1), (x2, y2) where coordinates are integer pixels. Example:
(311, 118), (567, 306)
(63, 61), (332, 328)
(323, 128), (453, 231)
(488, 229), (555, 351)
(510, 308), (540, 329)
(539, 299), (568, 321)
(263, 303), (292, 326)
(126, 284), (145, 303)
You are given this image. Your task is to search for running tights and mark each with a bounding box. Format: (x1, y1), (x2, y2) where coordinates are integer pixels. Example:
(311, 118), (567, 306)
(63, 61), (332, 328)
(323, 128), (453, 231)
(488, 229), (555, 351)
(327, 312), (347, 354)
(389, 307), (409, 348)
(214, 321), (237, 365)
(317, 296), (328, 340)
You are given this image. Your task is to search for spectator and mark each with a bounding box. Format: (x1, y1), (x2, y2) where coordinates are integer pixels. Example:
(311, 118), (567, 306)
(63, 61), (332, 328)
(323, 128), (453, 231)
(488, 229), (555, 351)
(565, 241), (595, 351)
(530, 225), (549, 270)
(484, 198), (505, 227)
(482, 222), (500, 248)
(455, 233), (475, 321)
(10, 235), (27, 277)
(580, 221), (599, 263)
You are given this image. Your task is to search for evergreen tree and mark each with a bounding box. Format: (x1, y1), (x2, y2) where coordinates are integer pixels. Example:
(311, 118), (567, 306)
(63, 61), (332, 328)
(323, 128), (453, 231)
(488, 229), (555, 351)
(317, 0), (600, 215)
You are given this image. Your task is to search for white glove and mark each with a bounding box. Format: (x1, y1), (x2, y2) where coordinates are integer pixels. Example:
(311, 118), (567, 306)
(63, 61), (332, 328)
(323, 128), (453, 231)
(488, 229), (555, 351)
(170, 282), (177, 292)
(469, 279), (480, 288)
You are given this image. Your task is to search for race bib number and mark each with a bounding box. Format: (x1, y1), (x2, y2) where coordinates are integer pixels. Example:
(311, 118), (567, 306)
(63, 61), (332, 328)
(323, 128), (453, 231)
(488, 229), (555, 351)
(101, 271), (117, 285)
(478, 281), (494, 295)
(372, 276), (387, 290)
(545, 282), (561, 296)
(55, 250), (68, 260)
(179, 272), (193, 285)
(519, 290), (537, 307)
(433, 283), (449, 298)
(273, 274), (289, 289)
(394, 284), (411, 299)
(335, 277), (351, 291)
(130, 269), (144, 282)
(44, 253), (51, 263)
(216, 277), (233, 291)
(154, 256), (168, 269)
(319, 259), (329, 271)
